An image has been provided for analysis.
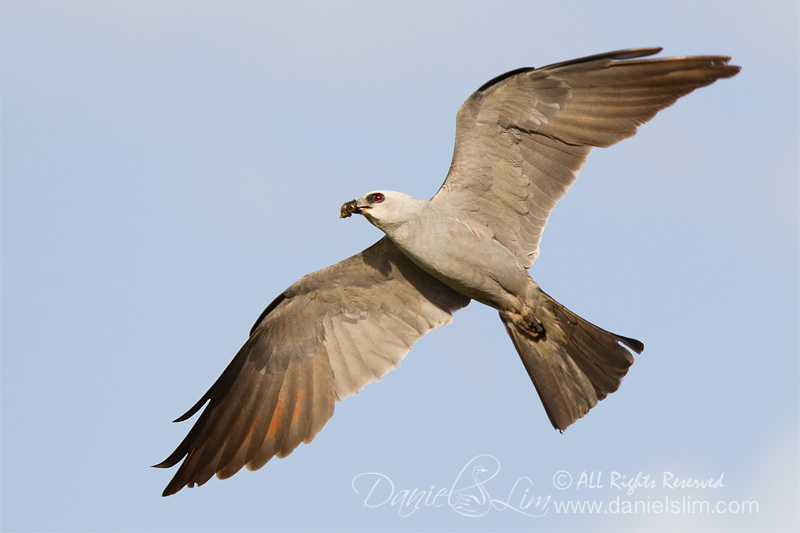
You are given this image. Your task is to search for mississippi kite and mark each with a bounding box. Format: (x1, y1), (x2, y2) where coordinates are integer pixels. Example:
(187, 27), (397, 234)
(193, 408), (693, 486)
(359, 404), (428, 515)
(156, 47), (739, 496)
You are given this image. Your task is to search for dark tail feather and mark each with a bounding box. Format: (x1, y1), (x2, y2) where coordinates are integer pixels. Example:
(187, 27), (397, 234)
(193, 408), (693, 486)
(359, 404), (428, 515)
(500, 291), (643, 431)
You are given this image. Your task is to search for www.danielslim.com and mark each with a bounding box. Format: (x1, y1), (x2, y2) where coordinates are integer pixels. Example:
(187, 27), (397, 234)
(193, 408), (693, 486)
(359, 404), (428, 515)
(552, 496), (759, 515)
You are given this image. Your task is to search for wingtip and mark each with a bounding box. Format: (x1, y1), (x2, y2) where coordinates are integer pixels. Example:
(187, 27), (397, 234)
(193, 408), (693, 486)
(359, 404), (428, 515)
(151, 459), (171, 469)
(172, 399), (206, 423)
(159, 474), (189, 497)
(618, 335), (644, 355)
(152, 445), (186, 470)
(154, 462), (187, 496)
(722, 62), (742, 78)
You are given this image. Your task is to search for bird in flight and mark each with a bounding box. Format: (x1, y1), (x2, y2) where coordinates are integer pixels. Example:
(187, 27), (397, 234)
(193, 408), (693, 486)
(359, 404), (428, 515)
(155, 47), (740, 496)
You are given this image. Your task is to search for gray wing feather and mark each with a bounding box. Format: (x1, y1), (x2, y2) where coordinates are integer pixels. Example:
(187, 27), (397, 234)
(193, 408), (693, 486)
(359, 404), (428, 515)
(155, 237), (469, 496)
(432, 47), (740, 268)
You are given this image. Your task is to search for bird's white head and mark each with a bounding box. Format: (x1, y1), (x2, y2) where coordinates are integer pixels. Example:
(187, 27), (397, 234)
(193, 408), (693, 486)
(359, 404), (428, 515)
(340, 190), (427, 233)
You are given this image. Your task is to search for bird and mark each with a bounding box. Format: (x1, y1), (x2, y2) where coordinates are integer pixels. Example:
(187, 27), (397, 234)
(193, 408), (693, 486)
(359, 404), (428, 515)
(155, 47), (740, 496)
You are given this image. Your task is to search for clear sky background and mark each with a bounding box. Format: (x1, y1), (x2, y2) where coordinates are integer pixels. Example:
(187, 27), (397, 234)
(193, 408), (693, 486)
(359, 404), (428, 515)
(2, 1), (798, 532)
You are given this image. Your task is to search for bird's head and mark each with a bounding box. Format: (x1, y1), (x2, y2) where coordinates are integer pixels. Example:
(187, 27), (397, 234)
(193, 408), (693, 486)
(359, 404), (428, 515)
(340, 191), (426, 233)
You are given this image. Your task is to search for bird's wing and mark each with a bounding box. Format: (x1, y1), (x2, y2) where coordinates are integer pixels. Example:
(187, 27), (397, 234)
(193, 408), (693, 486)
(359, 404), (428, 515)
(430, 47), (740, 268)
(154, 236), (469, 496)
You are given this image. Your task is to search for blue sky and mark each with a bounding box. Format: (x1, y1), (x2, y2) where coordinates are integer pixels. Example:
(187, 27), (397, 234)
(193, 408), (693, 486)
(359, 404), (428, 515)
(2, 1), (798, 531)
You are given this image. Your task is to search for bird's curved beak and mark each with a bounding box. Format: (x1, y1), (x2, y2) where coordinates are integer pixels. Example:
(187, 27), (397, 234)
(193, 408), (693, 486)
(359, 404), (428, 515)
(340, 199), (370, 218)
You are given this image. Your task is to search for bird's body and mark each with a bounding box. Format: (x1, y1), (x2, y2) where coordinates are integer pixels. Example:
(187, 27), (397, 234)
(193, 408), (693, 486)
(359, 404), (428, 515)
(156, 48), (740, 496)
(379, 194), (531, 309)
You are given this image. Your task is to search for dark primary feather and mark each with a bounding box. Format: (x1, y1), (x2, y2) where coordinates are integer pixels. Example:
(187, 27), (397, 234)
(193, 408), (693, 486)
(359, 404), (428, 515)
(155, 237), (468, 496)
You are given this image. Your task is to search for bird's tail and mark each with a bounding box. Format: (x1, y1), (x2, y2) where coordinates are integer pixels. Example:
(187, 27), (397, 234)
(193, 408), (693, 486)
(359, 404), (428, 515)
(499, 290), (643, 431)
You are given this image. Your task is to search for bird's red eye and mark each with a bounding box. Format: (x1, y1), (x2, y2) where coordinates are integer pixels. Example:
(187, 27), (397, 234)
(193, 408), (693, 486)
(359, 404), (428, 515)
(371, 193), (385, 203)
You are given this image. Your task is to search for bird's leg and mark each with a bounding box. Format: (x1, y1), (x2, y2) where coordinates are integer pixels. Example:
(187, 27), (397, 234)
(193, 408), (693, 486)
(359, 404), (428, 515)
(519, 306), (545, 339)
(502, 301), (545, 340)
(521, 306), (545, 337)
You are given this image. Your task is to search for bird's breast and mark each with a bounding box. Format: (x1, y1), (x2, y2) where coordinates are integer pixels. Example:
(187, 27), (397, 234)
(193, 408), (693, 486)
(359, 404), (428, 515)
(386, 215), (530, 309)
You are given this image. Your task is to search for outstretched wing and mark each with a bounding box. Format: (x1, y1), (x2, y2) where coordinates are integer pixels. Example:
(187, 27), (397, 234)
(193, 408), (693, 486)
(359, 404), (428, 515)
(154, 237), (469, 496)
(431, 47), (740, 268)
